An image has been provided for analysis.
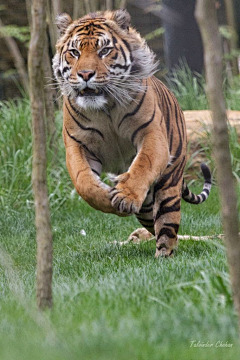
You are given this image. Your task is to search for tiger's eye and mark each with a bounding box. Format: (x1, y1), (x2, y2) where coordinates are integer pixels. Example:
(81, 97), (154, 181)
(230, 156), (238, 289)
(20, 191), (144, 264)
(99, 48), (110, 57)
(71, 49), (80, 57)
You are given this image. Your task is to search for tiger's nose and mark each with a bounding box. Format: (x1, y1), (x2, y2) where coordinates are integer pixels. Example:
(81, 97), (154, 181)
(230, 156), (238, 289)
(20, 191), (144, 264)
(78, 70), (95, 81)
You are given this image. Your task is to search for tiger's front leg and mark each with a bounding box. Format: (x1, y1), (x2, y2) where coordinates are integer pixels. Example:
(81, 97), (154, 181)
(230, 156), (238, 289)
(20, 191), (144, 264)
(110, 128), (169, 214)
(63, 126), (127, 216)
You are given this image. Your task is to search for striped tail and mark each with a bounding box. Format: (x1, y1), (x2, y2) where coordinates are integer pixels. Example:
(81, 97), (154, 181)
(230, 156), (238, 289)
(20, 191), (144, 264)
(182, 164), (212, 204)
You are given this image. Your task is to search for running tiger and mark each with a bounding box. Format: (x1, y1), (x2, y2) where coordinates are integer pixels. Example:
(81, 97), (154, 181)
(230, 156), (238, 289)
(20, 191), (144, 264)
(53, 9), (212, 257)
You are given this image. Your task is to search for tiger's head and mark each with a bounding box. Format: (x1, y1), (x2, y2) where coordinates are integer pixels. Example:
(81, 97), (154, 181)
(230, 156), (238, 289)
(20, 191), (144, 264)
(53, 9), (158, 110)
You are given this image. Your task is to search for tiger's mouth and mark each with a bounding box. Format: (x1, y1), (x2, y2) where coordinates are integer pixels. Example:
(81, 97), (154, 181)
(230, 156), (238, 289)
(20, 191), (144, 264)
(76, 87), (104, 97)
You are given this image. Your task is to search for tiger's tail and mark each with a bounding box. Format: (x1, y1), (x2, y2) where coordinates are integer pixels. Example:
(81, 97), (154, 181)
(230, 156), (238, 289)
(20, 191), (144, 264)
(182, 164), (212, 204)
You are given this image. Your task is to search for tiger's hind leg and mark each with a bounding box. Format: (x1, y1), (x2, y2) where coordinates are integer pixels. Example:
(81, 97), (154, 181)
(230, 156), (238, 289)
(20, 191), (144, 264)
(128, 180), (181, 257)
(153, 181), (182, 258)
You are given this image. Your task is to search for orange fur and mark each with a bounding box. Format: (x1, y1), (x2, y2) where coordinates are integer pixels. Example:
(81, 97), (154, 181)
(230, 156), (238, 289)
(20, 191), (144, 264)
(53, 10), (211, 257)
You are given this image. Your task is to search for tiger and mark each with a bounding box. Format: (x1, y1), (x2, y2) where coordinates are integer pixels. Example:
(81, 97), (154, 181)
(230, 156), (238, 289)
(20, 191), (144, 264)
(52, 9), (212, 257)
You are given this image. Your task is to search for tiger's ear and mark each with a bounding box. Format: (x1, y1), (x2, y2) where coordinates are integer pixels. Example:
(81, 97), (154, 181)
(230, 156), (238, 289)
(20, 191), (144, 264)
(56, 13), (72, 35)
(112, 9), (131, 30)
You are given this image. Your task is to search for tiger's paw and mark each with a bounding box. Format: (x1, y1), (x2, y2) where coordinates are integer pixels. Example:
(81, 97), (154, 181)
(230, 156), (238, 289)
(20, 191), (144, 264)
(155, 247), (174, 258)
(109, 173), (147, 214)
(110, 187), (143, 214)
(155, 235), (176, 258)
(128, 228), (154, 243)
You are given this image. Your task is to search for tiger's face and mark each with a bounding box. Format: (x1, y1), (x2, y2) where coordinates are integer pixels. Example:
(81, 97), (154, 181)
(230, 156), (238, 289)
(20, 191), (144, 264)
(53, 9), (158, 110)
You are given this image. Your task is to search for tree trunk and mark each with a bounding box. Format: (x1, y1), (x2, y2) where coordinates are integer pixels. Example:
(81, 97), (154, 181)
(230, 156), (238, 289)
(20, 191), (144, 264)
(0, 19), (29, 93)
(162, 0), (204, 74)
(73, 0), (85, 19)
(43, 32), (57, 153)
(224, 0), (238, 75)
(106, 0), (113, 10)
(119, 0), (127, 8)
(84, 0), (91, 13)
(25, 0), (32, 28)
(28, 0), (53, 310)
(195, 0), (240, 333)
(48, 0), (63, 55)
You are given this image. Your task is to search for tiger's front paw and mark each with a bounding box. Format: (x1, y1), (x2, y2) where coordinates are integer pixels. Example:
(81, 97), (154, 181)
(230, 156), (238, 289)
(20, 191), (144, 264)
(109, 173), (147, 214)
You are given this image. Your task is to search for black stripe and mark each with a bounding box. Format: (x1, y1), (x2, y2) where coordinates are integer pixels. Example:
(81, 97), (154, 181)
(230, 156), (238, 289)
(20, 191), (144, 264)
(157, 227), (176, 240)
(164, 223), (179, 233)
(190, 193), (196, 202)
(153, 162), (180, 198)
(65, 127), (102, 165)
(66, 103), (104, 140)
(68, 99), (91, 122)
(154, 156), (185, 197)
(111, 52), (118, 60)
(93, 31), (105, 36)
(131, 108), (155, 144)
(139, 207), (153, 214)
(160, 195), (178, 208)
(184, 195), (200, 204)
(62, 66), (70, 74)
(203, 188), (210, 195)
(169, 129), (174, 154)
(169, 157), (186, 188)
(155, 198), (181, 222)
(119, 45), (127, 63)
(118, 85), (147, 129)
(91, 169), (100, 176)
(110, 63), (130, 71)
(173, 96), (186, 139)
(94, 24), (105, 30)
(121, 38), (133, 62)
(136, 217), (153, 224)
(173, 104), (183, 160)
(142, 200), (153, 208)
(112, 35), (118, 48)
(161, 88), (172, 138)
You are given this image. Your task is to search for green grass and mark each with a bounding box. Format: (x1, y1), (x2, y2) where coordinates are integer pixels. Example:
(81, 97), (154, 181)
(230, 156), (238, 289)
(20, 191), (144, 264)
(168, 61), (240, 111)
(0, 91), (240, 359)
(0, 193), (240, 360)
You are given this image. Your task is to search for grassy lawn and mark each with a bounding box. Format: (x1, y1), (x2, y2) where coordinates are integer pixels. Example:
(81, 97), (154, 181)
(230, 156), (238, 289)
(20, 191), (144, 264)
(0, 188), (240, 360)
(0, 77), (240, 359)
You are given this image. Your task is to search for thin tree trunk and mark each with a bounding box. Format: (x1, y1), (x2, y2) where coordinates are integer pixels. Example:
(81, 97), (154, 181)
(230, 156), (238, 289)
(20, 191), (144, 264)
(43, 32), (57, 153)
(73, 0), (85, 19)
(25, 0), (32, 28)
(90, 0), (97, 12)
(119, 0), (127, 8)
(84, 0), (91, 13)
(195, 0), (240, 333)
(48, 0), (63, 54)
(51, 0), (63, 110)
(106, 0), (113, 10)
(52, 0), (62, 16)
(0, 19), (29, 93)
(28, 0), (53, 310)
(46, 0), (55, 55)
(224, 0), (238, 75)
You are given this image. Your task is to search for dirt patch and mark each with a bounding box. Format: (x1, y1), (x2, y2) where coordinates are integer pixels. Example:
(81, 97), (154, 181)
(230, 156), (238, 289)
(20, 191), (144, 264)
(184, 110), (240, 139)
